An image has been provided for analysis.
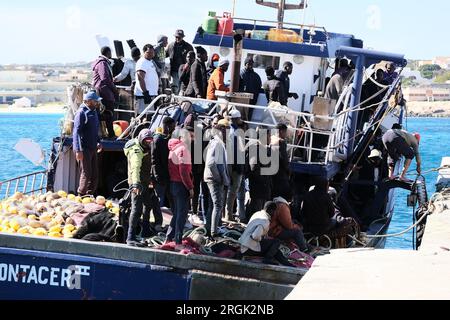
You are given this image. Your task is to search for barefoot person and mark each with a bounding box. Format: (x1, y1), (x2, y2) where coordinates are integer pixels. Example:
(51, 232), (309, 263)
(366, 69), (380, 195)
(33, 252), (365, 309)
(382, 124), (421, 181)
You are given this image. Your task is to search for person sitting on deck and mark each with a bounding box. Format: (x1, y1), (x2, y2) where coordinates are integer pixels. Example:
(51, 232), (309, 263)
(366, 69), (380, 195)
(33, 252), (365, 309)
(270, 197), (310, 253)
(239, 201), (294, 267)
(382, 124), (421, 182)
(124, 129), (162, 247)
(300, 178), (337, 236)
(207, 59), (230, 101)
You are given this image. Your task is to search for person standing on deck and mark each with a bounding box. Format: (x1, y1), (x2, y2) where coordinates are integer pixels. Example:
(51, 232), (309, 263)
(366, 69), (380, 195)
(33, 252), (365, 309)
(263, 66), (286, 105)
(151, 116), (176, 212)
(270, 123), (292, 201)
(185, 46), (208, 98)
(275, 62), (299, 106)
(204, 120), (230, 238)
(124, 129), (162, 247)
(167, 30), (194, 95)
(73, 92), (103, 197)
(225, 109), (246, 223)
(134, 44), (159, 117)
(154, 35), (170, 94)
(384, 62), (399, 85)
(239, 57), (262, 120)
(113, 47), (141, 86)
(92, 46), (119, 139)
(207, 59), (230, 101)
(178, 51), (196, 96)
(382, 124), (421, 181)
(166, 129), (195, 245)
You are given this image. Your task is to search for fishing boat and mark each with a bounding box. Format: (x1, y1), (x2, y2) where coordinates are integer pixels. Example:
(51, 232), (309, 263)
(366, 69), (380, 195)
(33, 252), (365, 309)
(0, 0), (415, 300)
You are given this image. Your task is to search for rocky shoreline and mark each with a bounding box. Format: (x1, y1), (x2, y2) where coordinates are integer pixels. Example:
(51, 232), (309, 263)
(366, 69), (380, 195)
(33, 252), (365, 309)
(406, 101), (450, 118)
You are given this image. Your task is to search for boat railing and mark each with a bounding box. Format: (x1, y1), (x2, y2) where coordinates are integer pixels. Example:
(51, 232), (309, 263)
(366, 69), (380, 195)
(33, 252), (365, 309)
(0, 171), (48, 200)
(125, 94), (348, 166)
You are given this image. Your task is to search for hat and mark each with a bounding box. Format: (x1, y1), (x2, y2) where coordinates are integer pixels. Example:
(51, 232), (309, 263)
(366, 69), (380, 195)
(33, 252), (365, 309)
(131, 47), (141, 58)
(218, 59), (230, 67)
(244, 56), (254, 65)
(83, 91), (102, 102)
(229, 109), (241, 119)
(273, 197), (289, 206)
(138, 129), (154, 145)
(217, 119), (230, 128)
(369, 149), (382, 159)
(174, 29), (185, 38)
(195, 46), (207, 55)
(157, 35), (168, 44)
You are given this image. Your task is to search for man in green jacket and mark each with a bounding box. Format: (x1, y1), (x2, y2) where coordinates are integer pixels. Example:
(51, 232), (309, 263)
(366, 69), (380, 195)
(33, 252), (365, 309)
(124, 129), (161, 247)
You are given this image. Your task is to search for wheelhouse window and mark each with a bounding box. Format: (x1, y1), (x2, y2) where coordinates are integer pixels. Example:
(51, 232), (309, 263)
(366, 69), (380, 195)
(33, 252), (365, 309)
(246, 53), (280, 70)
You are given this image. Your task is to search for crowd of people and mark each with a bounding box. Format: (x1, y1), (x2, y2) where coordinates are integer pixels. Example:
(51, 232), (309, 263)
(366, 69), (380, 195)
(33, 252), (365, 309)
(71, 29), (419, 264)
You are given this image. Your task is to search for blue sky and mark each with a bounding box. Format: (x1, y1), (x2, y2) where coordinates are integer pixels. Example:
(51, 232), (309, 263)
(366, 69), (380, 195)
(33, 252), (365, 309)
(0, 0), (448, 64)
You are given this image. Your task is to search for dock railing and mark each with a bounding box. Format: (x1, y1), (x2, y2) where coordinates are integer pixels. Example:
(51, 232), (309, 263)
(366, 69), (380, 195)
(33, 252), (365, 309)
(0, 171), (47, 200)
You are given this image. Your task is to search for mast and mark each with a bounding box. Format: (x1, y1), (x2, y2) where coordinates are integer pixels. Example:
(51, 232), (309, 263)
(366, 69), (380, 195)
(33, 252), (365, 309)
(255, 0), (307, 29)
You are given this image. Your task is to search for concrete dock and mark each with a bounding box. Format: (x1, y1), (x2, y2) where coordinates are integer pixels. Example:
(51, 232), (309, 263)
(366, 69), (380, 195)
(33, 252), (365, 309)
(287, 160), (450, 300)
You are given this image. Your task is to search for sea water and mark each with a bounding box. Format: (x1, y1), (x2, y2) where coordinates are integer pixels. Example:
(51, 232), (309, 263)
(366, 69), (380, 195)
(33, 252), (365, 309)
(0, 113), (448, 249)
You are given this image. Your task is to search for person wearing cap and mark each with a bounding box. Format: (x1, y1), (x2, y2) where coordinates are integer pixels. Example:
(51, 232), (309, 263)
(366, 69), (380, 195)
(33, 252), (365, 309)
(185, 46), (208, 98)
(134, 44), (159, 116)
(207, 59), (230, 101)
(239, 56), (262, 111)
(167, 29), (194, 95)
(178, 51), (196, 96)
(124, 129), (161, 247)
(204, 120), (230, 237)
(92, 46), (119, 139)
(154, 35), (170, 94)
(269, 197), (310, 253)
(382, 125), (422, 181)
(114, 47), (141, 85)
(151, 116), (176, 210)
(73, 91), (103, 196)
(275, 62), (299, 106)
(225, 109), (246, 222)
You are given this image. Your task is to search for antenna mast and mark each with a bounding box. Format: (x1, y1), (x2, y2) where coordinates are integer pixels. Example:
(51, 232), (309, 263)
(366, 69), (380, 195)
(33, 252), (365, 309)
(255, 0), (307, 29)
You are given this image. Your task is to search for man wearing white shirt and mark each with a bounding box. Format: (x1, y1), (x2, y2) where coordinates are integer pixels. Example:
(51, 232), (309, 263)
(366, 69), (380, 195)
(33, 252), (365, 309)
(134, 44), (159, 117)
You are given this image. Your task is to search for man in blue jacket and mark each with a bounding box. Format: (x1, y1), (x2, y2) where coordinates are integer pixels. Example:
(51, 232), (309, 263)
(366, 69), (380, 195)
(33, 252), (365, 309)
(73, 91), (103, 196)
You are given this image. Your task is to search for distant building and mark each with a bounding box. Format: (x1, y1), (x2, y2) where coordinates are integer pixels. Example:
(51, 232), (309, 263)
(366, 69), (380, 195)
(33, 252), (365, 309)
(403, 87), (450, 102)
(418, 60), (433, 67)
(433, 57), (450, 70)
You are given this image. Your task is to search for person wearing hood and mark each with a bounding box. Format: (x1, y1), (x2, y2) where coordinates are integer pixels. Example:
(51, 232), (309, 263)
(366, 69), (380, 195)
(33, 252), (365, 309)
(178, 51), (196, 96)
(207, 53), (220, 79)
(166, 128), (195, 245)
(239, 202), (294, 267)
(207, 59), (230, 101)
(167, 29), (194, 95)
(239, 57), (262, 111)
(204, 120), (230, 237)
(92, 46), (119, 139)
(124, 129), (161, 247)
(73, 92), (103, 196)
(151, 116), (176, 209)
(300, 178), (337, 236)
(270, 197), (309, 253)
(185, 46), (208, 98)
(154, 35), (170, 94)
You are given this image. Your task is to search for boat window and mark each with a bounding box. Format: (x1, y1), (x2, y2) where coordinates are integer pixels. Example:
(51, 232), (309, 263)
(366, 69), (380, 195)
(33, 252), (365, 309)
(246, 53), (280, 70)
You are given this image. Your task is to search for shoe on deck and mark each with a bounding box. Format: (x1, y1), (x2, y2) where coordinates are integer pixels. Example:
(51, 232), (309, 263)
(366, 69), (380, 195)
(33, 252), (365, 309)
(127, 240), (147, 248)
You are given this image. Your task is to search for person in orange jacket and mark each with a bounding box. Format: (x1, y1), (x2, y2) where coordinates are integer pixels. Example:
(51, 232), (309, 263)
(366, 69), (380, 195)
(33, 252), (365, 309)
(269, 197), (309, 253)
(207, 59), (230, 100)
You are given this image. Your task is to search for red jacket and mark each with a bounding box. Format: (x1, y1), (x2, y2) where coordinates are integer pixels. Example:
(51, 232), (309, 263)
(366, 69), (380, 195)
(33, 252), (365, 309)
(269, 202), (301, 238)
(168, 139), (194, 190)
